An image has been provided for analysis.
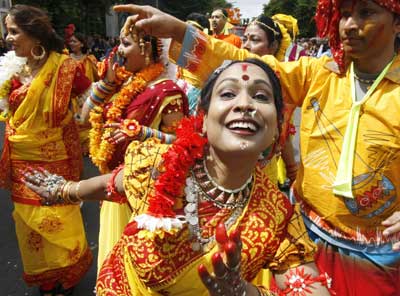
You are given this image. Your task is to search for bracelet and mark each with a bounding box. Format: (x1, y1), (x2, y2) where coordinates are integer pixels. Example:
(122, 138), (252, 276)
(105, 165), (127, 203)
(282, 268), (333, 295)
(74, 181), (82, 202)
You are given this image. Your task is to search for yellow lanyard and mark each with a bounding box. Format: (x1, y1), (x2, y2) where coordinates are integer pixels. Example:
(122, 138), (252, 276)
(333, 58), (394, 198)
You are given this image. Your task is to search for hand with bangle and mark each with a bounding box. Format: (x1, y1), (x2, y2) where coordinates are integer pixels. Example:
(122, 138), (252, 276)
(198, 223), (252, 296)
(23, 168), (82, 206)
(104, 119), (175, 145)
(104, 119), (142, 145)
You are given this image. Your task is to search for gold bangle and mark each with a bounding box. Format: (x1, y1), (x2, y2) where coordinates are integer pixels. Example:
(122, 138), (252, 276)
(74, 181), (82, 202)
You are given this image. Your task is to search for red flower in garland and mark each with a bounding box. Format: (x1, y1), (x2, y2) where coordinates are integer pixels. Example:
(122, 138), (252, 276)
(147, 114), (207, 217)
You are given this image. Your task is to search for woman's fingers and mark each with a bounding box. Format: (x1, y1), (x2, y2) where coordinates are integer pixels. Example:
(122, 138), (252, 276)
(103, 122), (121, 129)
(224, 240), (241, 271)
(211, 252), (228, 279)
(215, 223), (229, 245)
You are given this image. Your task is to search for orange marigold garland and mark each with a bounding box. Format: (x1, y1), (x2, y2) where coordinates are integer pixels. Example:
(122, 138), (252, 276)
(89, 62), (165, 173)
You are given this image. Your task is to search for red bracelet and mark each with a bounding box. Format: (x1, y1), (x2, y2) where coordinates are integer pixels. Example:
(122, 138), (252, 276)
(105, 164), (127, 203)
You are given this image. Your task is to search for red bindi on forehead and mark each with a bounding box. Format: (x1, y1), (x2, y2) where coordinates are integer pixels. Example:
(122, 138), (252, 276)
(241, 64), (250, 81)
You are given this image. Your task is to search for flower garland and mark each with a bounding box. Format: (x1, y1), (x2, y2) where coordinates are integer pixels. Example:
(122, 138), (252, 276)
(89, 62), (164, 173)
(0, 51), (27, 120)
(131, 114), (207, 232)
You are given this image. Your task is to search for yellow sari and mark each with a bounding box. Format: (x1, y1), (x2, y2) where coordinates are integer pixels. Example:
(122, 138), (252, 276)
(0, 52), (92, 288)
(97, 79), (187, 273)
(96, 139), (316, 295)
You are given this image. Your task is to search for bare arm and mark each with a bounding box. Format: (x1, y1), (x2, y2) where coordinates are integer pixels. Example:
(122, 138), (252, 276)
(23, 169), (125, 204)
(113, 4), (187, 43)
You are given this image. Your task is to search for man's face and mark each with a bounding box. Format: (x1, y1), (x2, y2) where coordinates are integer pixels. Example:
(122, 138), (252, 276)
(210, 9), (227, 34)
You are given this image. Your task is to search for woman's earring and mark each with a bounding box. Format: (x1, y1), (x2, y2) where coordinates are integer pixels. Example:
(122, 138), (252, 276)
(31, 44), (46, 60)
(139, 37), (145, 55)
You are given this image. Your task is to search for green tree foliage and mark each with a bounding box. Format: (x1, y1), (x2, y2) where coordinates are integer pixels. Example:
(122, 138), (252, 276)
(13, 0), (232, 36)
(263, 0), (317, 38)
(13, 0), (124, 35)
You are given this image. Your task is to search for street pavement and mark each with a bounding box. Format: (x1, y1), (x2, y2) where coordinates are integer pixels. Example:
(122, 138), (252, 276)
(0, 108), (301, 296)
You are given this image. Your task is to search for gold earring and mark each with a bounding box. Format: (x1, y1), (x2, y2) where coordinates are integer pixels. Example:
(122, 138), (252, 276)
(145, 52), (150, 66)
(139, 37), (145, 55)
(31, 44), (46, 60)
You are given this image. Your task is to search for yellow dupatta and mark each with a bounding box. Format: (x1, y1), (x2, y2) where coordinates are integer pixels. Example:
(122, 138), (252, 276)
(8, 52), (77, 161)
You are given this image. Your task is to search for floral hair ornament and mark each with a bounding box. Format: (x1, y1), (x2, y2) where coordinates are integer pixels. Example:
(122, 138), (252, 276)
(127, 114), (208, 233)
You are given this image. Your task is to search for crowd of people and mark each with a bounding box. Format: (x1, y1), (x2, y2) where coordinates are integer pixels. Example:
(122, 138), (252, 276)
(0, 0), (399, 295)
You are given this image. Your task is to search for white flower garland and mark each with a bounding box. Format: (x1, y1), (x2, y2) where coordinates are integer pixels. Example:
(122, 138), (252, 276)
(0, 51), (27, 117)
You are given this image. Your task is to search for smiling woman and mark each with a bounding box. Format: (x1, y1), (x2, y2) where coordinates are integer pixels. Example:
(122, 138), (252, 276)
(1, 4), (94, 296)
(24, 58), (332, 295)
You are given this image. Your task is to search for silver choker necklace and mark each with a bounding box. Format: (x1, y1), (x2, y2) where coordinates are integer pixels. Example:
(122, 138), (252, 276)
(183, 160), (253, 251)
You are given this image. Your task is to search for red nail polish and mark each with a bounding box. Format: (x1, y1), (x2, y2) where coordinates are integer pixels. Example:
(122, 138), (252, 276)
(216, 222), (228, 244)
(198, 264), (208, 276)
(229, 228), (241, 242)
(224, 241), (237, 256)
(211, 252), (222, 265)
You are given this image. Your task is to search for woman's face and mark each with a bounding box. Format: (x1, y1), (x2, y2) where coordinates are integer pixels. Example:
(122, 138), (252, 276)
(117, 33), (146, 73)
(5, 15), (37, 58)
(204, 62), (278, 158)
(242, 24), (274, 56)
(69, 35), (83, 54)
(339, 0), (400, 61)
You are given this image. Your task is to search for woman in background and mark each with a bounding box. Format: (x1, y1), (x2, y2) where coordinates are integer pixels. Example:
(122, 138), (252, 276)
(1, 5), (93, 296)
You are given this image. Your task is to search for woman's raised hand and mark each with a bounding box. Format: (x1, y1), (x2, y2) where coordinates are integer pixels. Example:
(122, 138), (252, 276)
(198, 223), (249, 296)
(113, 4), (187, 43)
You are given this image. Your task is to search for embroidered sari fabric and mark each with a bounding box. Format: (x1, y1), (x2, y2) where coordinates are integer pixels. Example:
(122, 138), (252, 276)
(0, 52), (92, 287)
(96, 139), (316, 295)
(97, 79), (189, 273)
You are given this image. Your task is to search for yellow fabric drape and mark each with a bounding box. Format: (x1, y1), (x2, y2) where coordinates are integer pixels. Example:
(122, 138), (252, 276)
(9, 52), (74, 162)
(97, 91), (185, 273)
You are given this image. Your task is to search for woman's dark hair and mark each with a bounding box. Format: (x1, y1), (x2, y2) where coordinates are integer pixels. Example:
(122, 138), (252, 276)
(186, 12), (210, 31)
(72, 32), (88, 54)
(199, 58), (283, 129)
(143, 35), (161, 63)
(253, 15), (283, 49)
(8, 5), (64, 53)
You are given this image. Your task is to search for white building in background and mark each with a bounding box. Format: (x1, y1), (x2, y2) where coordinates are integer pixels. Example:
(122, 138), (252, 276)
(105, 7), (120, 37)
(0, 0), (11, 38)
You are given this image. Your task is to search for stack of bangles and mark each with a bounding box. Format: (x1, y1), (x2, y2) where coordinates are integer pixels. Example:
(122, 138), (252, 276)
(54, 181), (82, 205)
(86, 79), (117, 110)
(139, 126), (174, 144)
